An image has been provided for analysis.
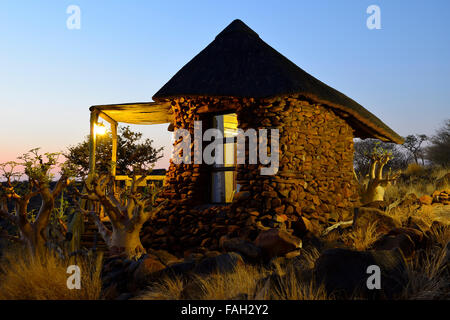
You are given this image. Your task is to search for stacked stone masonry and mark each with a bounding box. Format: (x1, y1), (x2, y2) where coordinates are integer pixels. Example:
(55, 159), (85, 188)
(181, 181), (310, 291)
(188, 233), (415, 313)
(143, 95), (360, 256)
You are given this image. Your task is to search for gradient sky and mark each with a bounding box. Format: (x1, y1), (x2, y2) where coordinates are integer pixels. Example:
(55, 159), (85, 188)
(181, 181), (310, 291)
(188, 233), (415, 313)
(1, 0), (449, 168)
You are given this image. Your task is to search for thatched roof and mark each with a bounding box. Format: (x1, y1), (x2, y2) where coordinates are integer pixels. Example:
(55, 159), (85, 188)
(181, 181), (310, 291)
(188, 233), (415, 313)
(153, 19), (403, 144)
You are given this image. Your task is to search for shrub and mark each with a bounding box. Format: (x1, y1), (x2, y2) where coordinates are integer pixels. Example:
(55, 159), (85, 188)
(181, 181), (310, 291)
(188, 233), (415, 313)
(404, 163), (426, 176)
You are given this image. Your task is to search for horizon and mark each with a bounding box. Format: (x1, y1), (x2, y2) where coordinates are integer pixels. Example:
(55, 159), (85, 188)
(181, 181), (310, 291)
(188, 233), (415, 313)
(1, 0), (449, 168)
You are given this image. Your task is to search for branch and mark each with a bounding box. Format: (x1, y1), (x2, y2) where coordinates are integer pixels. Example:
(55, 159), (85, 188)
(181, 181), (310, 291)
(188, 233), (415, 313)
(88, 211), (112, 246)
(140, 199), (168, 222)
(369, 159), (377, 180)
(52, 175), (70, 197)
(34, 188), (54, 231)
(376, 155), (390, 180)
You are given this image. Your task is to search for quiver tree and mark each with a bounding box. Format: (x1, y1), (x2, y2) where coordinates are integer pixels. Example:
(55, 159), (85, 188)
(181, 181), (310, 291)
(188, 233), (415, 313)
(76, 173), (167, 259)
(0, 149), (72, 256)
(359, 145), (399, 204)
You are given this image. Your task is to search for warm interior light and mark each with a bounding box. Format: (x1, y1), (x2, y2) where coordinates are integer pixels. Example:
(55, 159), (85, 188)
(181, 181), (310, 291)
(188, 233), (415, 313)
(94, 122), (107, 135)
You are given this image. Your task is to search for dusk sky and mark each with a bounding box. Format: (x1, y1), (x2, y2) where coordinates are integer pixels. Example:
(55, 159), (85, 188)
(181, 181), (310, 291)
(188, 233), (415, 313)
(1, 0), (449, 169)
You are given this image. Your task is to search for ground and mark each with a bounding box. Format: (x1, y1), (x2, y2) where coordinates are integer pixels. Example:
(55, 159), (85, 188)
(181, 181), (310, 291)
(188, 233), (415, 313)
(0, 166), (448, 300)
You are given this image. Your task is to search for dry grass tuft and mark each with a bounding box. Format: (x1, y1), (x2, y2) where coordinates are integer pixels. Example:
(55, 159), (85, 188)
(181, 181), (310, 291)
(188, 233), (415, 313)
(344, 222), (381, 251)
(401, 245), (449, 300)
(0, 249), (102, 300)
(429, 224), (450, 247)
(404, 163), (426, 176)
(196, 264), (268, 300)
(269, 264), (330, 300)
(135, 276), (185, 300)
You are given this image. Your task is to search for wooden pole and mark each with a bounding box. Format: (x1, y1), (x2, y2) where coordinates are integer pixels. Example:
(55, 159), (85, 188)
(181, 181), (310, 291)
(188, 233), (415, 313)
(111, 121), (118, 201)
(89, 110), (99, 175)
(111, 122), (118, 177)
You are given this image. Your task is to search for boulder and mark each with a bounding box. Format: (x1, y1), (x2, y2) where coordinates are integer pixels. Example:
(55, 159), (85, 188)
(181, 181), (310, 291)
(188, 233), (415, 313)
(419, 195), (433, 206)
(386, 227), (426, 249)
(353, 207), (401, 234)
(371, 233), (415, 258)
(398, 193), (419, 208)
(156, 260), (196, 278)
(193, 252), (244, 275)
(133, 255), (166, 282)
(254, 228), (302, 259)
(220, 237), (261, 260)
(314, 248), (408, 299)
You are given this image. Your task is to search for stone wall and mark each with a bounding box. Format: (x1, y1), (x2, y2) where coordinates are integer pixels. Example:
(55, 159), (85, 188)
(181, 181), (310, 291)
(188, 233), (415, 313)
(143, 95), (359, 256)
(232, 95), (359, 234)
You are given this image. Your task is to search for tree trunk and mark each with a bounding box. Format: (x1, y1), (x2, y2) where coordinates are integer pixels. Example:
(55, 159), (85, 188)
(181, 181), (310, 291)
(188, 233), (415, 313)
(361, 182), (385, 204)
(20, 225), (47, 256)
(109, 226), (146, 258)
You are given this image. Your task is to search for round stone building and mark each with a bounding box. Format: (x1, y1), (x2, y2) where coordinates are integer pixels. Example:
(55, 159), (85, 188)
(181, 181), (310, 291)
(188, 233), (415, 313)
(141, 19), (403, 253)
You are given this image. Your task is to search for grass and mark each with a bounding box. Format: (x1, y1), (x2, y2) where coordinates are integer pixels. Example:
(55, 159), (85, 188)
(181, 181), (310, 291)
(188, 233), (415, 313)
(400, 245), (449, 300)
(136, 247), (324, 300)
(345, 221), (380, 251)
(0, 248), (102, 300)
(385, 166), (449, 203)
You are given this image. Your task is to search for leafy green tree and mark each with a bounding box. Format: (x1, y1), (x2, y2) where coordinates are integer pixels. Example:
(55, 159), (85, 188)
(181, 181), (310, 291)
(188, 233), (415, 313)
(65, 126), (164, 176)
(426, 119), (450, 166)
(402, 134), (428, 165)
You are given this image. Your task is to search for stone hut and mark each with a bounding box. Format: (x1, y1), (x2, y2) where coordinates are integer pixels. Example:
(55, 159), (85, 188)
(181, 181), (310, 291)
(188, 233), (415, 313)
(142, 20), (403, 254)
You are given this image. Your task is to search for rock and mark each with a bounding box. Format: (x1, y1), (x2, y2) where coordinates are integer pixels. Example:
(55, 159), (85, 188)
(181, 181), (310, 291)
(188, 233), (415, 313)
(371, 233), (415, 258)
(157, 261), (196, 278)
(399, 193), (419, 208)
(386, 227), (426, 249)
(133, 255), (166, 282)
(193, 252), (244, 275)
(291, 219), (309, 238)
(285, 250), (301, 259)
(362, 201), (389, 211)
(419, 195), (433, 206)
(314, 248), (408, 299)
(233, 191), (251, 201)
(353, 207), (401, 234)
(254, 228), (302, 259)
(221, 237), (261, 260)
(148, 249), (181, 266)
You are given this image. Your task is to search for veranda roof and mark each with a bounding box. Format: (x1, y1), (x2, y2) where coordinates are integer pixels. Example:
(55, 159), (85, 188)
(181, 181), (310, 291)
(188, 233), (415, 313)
(153, 19), (403, 144)
(89, 102), (173, 125)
